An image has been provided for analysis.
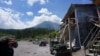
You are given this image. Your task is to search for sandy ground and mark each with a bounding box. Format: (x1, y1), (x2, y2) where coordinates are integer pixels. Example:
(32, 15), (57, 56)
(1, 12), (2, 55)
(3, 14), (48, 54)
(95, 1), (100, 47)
(14, 41), (53, 56)
(72, 46), (85, 56)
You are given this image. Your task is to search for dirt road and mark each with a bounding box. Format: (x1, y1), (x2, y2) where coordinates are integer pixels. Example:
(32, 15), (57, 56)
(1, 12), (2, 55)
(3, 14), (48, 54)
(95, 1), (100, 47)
(14, 41), (53, 56)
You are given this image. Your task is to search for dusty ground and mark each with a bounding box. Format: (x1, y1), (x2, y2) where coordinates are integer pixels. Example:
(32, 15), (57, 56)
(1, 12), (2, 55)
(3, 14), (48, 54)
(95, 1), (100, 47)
(72, 46), (85, 56)
(14, 41), (53, 56)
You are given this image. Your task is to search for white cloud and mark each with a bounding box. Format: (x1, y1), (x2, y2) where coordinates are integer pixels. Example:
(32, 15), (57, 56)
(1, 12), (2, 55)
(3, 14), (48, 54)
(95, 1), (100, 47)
(4, 0), (12, 5)
(0, 0), (12, 5)
(0, 7), (27, 29)
(27, 0), (38, 6)
(38, 8), (52, 15)
(26, 14), (61, 28)
(0, 7), (61, 29)
(26, 11), (33, 16)
(27, 0), (48, 6)
(40, 0), (48, 4)
(26, 8), (61, 27)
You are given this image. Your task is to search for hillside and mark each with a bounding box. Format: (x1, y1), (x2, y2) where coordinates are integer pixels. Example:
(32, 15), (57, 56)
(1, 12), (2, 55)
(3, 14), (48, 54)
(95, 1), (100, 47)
(34, 21), (60, 30)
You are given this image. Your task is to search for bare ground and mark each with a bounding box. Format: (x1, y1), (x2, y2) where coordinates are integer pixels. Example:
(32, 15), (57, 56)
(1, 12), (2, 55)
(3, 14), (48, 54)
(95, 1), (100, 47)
(14, 41), (53, 56)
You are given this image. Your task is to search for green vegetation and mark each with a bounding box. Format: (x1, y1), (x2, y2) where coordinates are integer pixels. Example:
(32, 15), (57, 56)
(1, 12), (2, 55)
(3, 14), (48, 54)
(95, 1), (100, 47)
(49, 31), (59, 39)
(0, 28), (58, 40)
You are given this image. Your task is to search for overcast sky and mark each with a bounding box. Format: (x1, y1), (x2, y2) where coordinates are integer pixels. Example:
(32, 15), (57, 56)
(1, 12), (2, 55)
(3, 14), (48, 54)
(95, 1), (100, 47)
(0, 0), (92, 29)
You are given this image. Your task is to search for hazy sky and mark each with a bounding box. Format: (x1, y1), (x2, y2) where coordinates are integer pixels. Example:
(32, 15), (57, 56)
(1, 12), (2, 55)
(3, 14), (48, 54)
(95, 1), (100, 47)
(0, 0), (92, 29)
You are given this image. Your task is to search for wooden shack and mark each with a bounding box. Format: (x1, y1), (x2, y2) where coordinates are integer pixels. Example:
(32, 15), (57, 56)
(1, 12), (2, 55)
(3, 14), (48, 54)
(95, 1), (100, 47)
(59, 4), (100, 56)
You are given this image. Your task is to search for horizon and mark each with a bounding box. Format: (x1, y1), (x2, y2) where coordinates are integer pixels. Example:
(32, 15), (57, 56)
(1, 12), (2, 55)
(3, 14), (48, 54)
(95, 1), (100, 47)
(0, 0), (92, 29)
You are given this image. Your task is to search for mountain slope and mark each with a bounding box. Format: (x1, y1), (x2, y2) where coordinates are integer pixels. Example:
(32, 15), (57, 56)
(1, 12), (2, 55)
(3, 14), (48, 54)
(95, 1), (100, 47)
(34, 21), (60, 30)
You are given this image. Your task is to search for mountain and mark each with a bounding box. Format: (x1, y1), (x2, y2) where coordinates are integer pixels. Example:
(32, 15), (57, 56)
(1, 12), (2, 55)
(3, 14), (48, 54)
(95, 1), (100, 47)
(34, 21), (60, 30)
(0, 21), (60, 39)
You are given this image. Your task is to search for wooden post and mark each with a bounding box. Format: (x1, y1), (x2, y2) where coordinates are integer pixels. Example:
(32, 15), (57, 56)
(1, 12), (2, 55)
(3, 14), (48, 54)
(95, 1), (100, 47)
(96, 8), (100, 21)
(59, 22), (68, 43)
(63, 22), (68, 44)
(68, 18), (72, 56)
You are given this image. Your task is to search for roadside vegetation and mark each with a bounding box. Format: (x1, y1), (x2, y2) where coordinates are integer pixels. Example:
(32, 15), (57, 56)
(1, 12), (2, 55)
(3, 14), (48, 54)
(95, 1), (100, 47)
(0, 28), (58, 40)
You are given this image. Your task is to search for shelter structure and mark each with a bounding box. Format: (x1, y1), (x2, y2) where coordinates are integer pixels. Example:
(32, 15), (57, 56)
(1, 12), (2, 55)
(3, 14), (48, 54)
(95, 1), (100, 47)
(58, 3), (100, 56)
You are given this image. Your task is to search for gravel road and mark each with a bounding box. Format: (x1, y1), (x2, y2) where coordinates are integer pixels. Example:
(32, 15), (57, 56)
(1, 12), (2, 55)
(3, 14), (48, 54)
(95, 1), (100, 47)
(14, 41), (53, 56)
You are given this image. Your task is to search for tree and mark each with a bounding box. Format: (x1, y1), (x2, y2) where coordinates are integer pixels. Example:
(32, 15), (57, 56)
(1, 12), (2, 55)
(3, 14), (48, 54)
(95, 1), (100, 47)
(49, 31), (58, 39)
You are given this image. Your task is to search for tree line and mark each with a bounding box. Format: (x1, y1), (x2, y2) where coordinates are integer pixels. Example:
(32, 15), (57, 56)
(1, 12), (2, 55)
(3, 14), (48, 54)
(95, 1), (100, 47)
(0, 28), (58, 40)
